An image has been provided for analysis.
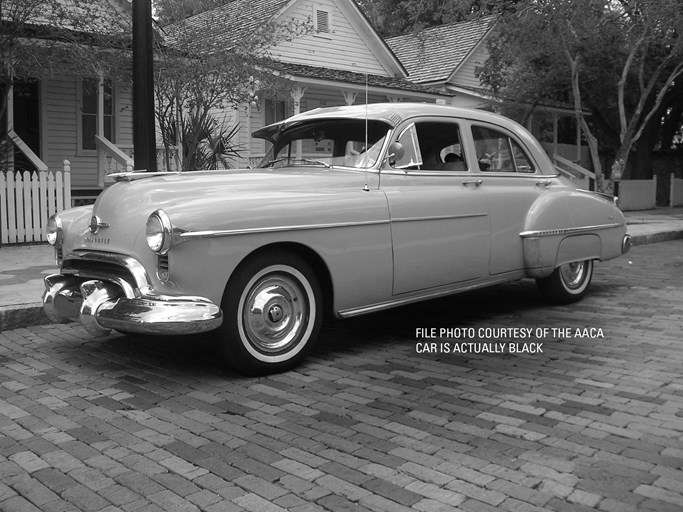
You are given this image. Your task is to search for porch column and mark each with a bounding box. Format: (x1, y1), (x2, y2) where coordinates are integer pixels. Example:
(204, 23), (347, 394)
(342, 91), (357, 105)
(5, 84), (14, 170)
(6, 85), (13, 133)
(575, 117), (581, 163)
(97, 70), (106, 186)
(552, 112), (559, 159)
(291, 87), (306, 159)
(97, 70), (105, 141)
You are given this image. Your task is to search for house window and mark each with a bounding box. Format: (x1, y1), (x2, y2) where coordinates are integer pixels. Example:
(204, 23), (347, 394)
(265, 98), (286, 126)
(81, 78), (114, 150)
(316, 9), (330, 33)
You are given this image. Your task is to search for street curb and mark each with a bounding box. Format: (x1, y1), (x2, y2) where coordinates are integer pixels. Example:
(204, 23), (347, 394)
(0, 303), (52, 331)
(630, 230), (683, 246)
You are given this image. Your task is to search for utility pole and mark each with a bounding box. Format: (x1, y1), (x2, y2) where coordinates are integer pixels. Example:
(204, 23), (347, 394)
(132, 0), (157, 172)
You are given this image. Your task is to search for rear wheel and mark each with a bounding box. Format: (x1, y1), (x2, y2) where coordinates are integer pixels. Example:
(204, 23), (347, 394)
(218, 251), (322, 375)
(536, 259), (594, 304)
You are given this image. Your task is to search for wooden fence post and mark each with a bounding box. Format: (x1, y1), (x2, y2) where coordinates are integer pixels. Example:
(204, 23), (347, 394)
(7, 171), (17, 243)
(0, 172), (7, 244)
(63, 160), (72, 209)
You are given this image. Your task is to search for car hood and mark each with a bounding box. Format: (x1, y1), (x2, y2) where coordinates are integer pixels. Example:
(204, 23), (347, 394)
(71, 168), (381, 255)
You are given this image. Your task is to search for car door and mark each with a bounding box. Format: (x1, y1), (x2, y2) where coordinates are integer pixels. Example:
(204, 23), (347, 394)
(381, 119), (491, 296)
(468, 123), (547, 275)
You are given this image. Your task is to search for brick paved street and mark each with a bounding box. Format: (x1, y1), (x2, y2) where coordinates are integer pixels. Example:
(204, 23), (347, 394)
(1, 240), (682, 512)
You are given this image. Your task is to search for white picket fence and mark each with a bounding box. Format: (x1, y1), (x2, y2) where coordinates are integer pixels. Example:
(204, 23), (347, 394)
(0, 162), (72, 244)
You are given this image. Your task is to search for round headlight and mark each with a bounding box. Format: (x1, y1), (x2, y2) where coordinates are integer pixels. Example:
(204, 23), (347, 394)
(46, 214), (63, 246)
(145, 209), (173, 254)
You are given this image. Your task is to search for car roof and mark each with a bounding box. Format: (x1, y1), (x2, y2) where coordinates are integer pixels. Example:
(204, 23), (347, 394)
(252, 102), (520, 141)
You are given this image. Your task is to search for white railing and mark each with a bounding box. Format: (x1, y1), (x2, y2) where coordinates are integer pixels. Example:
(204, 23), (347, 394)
(8, 129), (48, 172)
(1, 162), (71, 244)
(670, 173), (683, 207)
(96, 135), (133, 187)
(553, 154), (596, 190)
(96, 136), (181, 184)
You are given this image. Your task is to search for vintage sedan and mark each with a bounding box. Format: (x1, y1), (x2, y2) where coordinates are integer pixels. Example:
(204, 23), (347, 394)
(43, 103), (631, 374)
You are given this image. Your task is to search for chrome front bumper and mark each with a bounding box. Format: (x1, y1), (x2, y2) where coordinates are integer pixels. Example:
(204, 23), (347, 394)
(43, 274), (222, 336)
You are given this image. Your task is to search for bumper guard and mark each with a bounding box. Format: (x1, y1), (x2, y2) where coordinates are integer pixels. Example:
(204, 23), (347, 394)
(43, 274), (222, 336)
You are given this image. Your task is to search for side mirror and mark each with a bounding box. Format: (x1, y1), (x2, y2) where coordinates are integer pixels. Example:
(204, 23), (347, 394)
(386, 142), (405, 164)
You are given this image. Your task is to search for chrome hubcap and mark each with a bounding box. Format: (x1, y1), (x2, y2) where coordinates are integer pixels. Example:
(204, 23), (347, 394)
(243, 273), (307, 353)
(560, 261), (585, 289)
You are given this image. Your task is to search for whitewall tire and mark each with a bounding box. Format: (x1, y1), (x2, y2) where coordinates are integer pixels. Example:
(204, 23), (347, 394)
(537, 259), (594, 304)
(219, 251), (322, 375)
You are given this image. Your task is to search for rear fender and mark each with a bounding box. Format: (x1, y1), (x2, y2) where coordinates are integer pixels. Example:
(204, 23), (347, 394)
(522, 189), (623, 278)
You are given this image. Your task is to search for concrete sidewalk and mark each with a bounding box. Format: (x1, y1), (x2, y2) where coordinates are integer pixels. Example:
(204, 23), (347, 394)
(2, 207), (683, 331)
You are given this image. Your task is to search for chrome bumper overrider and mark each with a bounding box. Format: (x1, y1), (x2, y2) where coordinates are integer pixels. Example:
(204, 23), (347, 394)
(43, 274), (222, 336)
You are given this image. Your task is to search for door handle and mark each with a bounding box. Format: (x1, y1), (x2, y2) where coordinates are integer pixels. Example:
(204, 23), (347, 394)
(463, 180), (483, 187)
(536, 180), (552, 187)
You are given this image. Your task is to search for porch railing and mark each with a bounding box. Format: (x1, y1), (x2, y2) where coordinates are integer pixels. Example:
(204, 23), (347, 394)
(553, 154), (595, 191)
(96, 135), (181, 185)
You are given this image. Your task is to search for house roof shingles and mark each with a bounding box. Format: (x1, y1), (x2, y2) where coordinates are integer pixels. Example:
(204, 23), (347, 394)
(165, 0), (292, 51)
(276, 62), (449, 96)
(386, 17), (494, 84)
(5, 0), (132, 36)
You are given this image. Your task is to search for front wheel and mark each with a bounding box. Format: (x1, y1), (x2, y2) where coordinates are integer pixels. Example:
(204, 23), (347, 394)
(218, 251), (322, 375)
(536, 259), (594, 304)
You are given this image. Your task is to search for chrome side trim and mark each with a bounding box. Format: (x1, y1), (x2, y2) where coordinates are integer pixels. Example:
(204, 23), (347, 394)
(179, 219), (390, 240)
(519, 223), (625, 239)
(338, 273), (524, 318)
(391, 213), (488, 223)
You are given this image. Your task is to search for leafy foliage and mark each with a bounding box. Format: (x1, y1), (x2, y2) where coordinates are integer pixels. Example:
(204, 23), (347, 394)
(154, 11), (311, 170)
(479, 0), (683, 187)
(356, 0), (477, 37)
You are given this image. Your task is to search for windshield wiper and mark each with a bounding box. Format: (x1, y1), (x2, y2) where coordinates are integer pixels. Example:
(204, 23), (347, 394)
(264, 157), (286, 167)
(299, 158), (330, 168)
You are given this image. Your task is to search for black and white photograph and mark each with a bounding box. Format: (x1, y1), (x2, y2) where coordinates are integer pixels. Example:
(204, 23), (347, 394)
(1, 0), (683, 510)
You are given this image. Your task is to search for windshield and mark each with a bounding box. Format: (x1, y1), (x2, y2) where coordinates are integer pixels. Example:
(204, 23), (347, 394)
(255, 119), (391, 169)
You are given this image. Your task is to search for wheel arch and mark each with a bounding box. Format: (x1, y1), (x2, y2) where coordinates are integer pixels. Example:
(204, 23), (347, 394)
(555, 234), (602, 268)
(223, 241), (334, 316)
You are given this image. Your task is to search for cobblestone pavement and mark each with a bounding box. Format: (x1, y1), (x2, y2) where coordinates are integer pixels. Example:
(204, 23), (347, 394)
(1, 240), (682, 512)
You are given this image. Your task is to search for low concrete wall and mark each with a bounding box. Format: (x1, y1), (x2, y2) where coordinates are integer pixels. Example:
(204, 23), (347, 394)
(671, 173), (683, 207)
(618, 177), (657, 211)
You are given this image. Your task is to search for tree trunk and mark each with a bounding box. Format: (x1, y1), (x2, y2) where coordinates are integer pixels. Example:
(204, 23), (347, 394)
(566, 52), (606, 192)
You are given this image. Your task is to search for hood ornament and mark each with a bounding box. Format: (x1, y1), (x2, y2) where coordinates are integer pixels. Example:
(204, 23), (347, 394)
(89, 215), (110, 234)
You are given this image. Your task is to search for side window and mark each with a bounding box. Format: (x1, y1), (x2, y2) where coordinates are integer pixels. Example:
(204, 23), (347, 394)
(510, 141), (534, 172)
(472, 126), (535, 173)
(389, 120), (467, 171)
(391, 123), (423, 169)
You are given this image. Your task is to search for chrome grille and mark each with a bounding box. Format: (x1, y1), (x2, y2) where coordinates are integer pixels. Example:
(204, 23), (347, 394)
(61, 258), (138, 297)
(157, 254), (170, 282)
